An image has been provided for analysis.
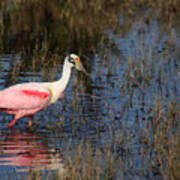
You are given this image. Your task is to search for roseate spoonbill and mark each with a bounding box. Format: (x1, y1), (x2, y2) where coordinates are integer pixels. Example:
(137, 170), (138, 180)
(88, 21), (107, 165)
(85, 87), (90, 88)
(0, 54), (89, 127)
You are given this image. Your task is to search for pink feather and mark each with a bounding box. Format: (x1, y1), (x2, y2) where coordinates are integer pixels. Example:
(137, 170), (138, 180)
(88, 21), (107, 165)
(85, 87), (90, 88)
(0, 83), (51, 127)
(0, 83), (50, 109)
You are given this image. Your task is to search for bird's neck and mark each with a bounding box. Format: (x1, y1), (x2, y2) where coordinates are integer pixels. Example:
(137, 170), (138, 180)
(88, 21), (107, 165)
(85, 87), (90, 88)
(60, 60), (72, 91)
(45, 60), (73, 104)
(53, 60), (72, 93)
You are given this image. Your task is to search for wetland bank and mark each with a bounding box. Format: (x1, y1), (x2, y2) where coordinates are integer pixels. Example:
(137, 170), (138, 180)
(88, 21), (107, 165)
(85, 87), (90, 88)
(0, 0), (180, 179)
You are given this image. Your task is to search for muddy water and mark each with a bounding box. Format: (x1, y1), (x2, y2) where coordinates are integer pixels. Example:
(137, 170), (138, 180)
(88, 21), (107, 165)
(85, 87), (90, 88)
(0, 18), (179, 179)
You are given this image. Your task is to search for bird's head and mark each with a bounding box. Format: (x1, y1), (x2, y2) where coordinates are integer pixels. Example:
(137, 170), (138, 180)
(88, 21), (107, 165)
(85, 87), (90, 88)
(67, 53), (90, 76)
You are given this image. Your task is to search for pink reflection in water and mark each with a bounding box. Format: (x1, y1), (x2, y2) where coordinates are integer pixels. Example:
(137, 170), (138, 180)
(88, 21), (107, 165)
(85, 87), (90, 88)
(0, 129), (65, 174)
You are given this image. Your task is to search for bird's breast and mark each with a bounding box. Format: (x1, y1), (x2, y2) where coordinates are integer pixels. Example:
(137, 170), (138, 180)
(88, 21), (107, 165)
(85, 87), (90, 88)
(47, 87), (63, 104)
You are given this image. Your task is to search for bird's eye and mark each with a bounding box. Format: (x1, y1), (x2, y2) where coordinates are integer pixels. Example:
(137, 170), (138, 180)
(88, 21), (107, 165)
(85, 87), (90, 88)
(68, 56), (75, 65)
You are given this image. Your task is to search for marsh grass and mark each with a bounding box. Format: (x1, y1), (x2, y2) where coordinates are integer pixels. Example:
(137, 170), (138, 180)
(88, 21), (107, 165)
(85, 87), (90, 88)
(54, 99), (179, 180)
(0, 0), (180, 179)
(0, 0), (180, 56)
(1, 22), (179, 179)
(0, 0), (120, 56)
(151, 99), (180, 179)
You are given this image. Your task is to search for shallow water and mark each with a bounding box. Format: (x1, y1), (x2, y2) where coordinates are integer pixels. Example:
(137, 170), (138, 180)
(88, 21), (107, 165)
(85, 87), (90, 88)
(0, 17), (180, 179)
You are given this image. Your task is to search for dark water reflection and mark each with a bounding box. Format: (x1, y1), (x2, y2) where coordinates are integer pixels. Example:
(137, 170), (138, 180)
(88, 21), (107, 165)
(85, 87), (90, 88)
(0, 18), (180, 179)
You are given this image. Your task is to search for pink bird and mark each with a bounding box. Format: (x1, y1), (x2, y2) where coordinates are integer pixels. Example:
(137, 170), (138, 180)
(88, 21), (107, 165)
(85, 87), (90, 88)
(0, 54), (88, 128)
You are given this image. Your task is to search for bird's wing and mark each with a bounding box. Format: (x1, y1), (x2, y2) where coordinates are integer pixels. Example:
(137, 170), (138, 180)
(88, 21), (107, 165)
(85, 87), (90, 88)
(0, 83), (51, 109)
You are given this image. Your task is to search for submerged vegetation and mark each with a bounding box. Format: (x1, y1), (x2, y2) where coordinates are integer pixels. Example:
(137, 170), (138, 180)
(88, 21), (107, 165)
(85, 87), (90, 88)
(0, 0), (180, 179)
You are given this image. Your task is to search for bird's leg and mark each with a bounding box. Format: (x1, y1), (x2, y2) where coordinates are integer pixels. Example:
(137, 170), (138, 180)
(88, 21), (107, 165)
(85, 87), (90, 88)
(28, 116), (33, 127)
(8, 118), (18, 128)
